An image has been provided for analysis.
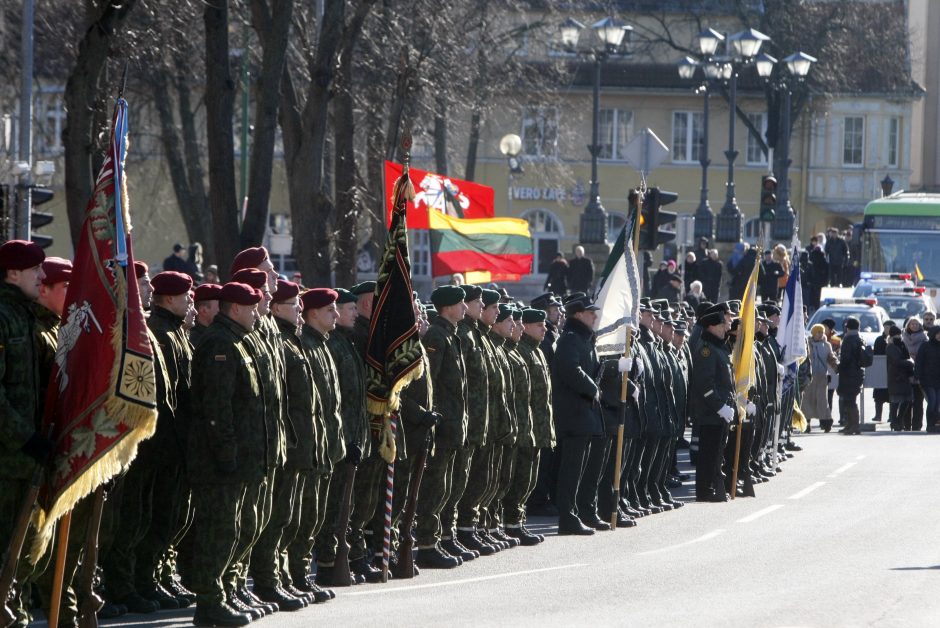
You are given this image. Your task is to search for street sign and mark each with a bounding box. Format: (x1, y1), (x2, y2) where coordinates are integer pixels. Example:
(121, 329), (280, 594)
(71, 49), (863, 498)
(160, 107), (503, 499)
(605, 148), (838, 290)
(623, 128), (669, 177)
(676, 215), (696, 247)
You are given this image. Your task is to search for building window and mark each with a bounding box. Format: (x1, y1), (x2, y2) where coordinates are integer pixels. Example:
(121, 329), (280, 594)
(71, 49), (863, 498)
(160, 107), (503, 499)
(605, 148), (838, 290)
(409, 230), (431, 278)
(34, 86), (65, 156)
(522, 105), (558, 158)
(843, 116), (864, 166)
(522, 208), (563, 274)
(745, 112), (768, 165)
(887, 117), (899, 168)
(598, 109), (633, 160)
(672, 111), (704, 163)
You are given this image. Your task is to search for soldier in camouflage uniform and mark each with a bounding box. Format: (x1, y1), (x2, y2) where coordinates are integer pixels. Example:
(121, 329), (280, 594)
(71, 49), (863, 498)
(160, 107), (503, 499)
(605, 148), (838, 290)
(0, 241), (49, 627)
(527, 293), (562, 516)
(337, 283), (384, 583)
(415, 286), (468, 569)
(186, 282), (265, 627)
(190, 283), (222, 348)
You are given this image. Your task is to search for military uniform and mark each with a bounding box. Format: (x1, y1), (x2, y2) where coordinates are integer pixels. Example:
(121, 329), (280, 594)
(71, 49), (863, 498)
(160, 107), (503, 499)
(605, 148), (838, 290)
(481, 328), (518, 545)
(690, 329), (735, 500)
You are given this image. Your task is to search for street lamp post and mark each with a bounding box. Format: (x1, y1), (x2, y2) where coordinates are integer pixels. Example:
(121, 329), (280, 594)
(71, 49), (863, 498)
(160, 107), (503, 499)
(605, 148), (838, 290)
(773, 52), (816, 239)
(715, 28), (769, 243)
(560, 17), (632, 244)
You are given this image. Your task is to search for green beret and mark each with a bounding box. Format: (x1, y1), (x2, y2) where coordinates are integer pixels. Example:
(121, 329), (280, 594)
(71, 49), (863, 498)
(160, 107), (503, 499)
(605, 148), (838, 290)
(481, 288), (501, 306)
(521, 308), (546, 324)
(431, 285), (465, 309)
(496, 304), (514, 322)
(462, 284), (482, 301)
(335, 288), (357, 304)
(351, 281), (376, 296)
(511, 308), (522, 321)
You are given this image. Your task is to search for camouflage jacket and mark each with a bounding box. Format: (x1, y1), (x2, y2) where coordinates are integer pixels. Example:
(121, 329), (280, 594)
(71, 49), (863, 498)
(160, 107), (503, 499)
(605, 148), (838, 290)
(241, 319), (285, 469)
(0, 283), (41, 480)
(456, 316), (489, 445)
(301, 324), (345, 469)
(398, 351), (432, 460)
(505, 340), (532, 448)
(31, 302), (59, 419)
(187, 313), (267, 484)
(423, 316), (467, 450)
(189, 322), (210, 349)
(327, 325), (370, 458)
(486, 331), (516, 445)
(142, 306), (192, 463)
(352, 314), (370, 356)
(517, 333), (555, 448)
(276, 317), (326, 470)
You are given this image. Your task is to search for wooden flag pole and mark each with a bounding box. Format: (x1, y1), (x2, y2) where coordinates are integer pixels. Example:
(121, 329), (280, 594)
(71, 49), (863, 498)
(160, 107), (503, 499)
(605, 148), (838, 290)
(46, 512), (72, 628)
(730, 404), (744, 501)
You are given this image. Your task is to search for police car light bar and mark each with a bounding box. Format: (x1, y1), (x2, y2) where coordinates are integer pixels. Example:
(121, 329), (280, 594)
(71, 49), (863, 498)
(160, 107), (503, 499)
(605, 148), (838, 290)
(859, 272), (912, 281)
(822, 297), (878, 306)
(874, 286), (926, 295)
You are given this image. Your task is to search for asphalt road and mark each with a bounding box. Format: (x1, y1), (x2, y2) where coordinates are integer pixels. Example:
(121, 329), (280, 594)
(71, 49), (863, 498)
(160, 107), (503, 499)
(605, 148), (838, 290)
(94, 394), (940, 628)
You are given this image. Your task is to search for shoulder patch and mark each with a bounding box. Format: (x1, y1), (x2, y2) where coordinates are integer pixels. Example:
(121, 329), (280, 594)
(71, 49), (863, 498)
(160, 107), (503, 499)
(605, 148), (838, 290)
(426, 346), (437, 353)
(214, 355), (227, 361)
(700, 346), (711, 358)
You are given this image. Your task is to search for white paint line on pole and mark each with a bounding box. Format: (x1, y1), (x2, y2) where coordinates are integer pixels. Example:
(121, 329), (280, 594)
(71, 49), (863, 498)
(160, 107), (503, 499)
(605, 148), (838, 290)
(637, 529), (726, 556)
(736, 504), (784, 523)
(345, 563), (589, 596)
(788, 481), (826, 500)
(828, 461), (857, 478)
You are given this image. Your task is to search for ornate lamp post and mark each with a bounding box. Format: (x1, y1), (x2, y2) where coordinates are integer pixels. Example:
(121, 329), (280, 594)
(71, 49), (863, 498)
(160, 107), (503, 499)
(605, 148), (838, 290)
(560, 17), (632, 244)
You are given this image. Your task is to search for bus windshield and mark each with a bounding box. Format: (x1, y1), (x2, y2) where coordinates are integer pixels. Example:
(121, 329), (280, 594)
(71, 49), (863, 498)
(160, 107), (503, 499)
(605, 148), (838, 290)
(862, 230), (940, 287)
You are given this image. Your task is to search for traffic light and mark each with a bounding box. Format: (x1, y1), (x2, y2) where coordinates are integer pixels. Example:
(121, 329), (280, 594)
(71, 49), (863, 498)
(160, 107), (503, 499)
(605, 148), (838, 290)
(638, 187), (678, 250)
(30, 186), (55, 249)
(760, 174), (777, 222)
(637, 188), (655, 250)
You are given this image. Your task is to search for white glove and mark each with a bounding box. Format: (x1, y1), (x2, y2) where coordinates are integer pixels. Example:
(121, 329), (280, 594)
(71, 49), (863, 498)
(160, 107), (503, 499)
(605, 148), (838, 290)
(618, 357), (633, 373)
(746, 401), (757, 416)
(635, 358), (645, 377)
(632, 386), (640, 402)
(777, 364), (785, 377)
(718, 405), (736, 423)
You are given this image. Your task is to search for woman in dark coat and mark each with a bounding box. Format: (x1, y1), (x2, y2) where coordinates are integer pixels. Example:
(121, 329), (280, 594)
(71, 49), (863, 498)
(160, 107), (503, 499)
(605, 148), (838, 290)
(872, 321), (895, 422)
(915, 325), (940, 432)
(886, 325), (915, 431)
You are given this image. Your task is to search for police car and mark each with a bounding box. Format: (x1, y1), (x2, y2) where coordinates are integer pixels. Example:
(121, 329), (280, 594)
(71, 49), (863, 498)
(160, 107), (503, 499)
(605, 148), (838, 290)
(806, 298), (890, 345)
(852, 272), (915, 298)
(869, 286), (937, 321)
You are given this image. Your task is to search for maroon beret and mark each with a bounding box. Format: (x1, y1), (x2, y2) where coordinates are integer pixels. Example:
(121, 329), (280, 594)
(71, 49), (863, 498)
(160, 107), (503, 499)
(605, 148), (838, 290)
(220, 282), (262, 306)
(0, 240), (45, 271)
(231, 268), (268, 290)
(193, 283), (222, 302)
(41, 257), (72, 285)
(134, 261), (149, 279)
(301, 288), (338, 312)
(230, 246), (269, 275)
(272, 279), (300, 303)
(151, 271), (194, 296)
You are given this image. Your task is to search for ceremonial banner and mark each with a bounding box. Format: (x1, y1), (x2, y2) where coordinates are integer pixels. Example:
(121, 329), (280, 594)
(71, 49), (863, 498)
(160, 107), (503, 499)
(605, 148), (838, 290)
(776, 242), (807, 368)
(428, 211), (533, 281)
(594, 207), (641, 356)
(32, 99), (157, 559)
(384, 161), (495, 229)
(367, 158), (425, 462)
(733, 253), (760, 413)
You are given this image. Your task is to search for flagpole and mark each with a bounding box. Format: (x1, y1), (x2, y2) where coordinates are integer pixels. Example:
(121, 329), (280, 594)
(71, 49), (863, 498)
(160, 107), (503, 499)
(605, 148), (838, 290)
(46, 512), (72, 628)
(611, 196), (642, 528)
(731, 246), (761, 500)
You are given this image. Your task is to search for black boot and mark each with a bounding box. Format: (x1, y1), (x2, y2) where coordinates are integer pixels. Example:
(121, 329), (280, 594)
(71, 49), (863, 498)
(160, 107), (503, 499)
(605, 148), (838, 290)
(193, 602), (253, 627)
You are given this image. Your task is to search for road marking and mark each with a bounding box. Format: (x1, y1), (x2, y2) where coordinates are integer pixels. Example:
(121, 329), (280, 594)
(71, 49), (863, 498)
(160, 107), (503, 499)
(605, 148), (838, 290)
(789, 482), (826, 500)
(828, 462), (857, 478)
(637, 529), (726, 556)
(736, 504), (784, 523)
(856, 454), (866, 460)
(345, 563), (588, 596)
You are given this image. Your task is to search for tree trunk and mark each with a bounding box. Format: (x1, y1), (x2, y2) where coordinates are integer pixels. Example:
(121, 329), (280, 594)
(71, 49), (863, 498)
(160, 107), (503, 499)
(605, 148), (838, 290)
(62, 0), (137, 247)
(434, 95), (448, 175)
(204, 0), (241, 278)
(333, 56), (358, 288)
(242, 0), (293, 249)
(366, 106), (387, 267)
(464, 108), (481, 182)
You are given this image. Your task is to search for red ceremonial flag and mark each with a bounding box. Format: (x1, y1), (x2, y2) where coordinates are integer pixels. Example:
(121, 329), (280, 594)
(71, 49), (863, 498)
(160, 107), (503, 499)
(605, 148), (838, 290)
(384, 161), (495, 229)
(32, 99), (158, 559)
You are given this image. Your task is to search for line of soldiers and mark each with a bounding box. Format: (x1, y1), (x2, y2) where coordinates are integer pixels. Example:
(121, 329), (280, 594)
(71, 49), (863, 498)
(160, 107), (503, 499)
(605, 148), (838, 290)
(0, 240), (805, 628)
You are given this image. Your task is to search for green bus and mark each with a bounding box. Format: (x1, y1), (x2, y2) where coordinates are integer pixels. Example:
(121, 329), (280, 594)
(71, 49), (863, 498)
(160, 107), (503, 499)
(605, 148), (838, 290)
(859, 192), (940, 288)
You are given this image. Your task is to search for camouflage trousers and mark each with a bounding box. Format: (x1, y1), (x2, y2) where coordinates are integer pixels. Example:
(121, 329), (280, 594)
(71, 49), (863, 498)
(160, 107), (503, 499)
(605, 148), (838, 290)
(249, 468), (300, 589)
(488, 444), (517, 529)
(312, 467), (348, 567)
(283, 469), (329, 586)
(187, 482), (247, 606)
(503, 447), (540, 526)
(457, 443), (500, 531)
(441, 445), (475, 539)
(135, 462), (191, 594)
(100, 461), (156, 600)
(349, 453), (386, 562)
(414, 446), (457, 548)
(224, 469), (272, 593)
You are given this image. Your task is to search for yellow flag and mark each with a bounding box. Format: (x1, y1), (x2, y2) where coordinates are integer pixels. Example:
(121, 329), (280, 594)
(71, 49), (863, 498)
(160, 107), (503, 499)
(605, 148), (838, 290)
(732, 253), (760, 415)
(915, 262), (925, 283)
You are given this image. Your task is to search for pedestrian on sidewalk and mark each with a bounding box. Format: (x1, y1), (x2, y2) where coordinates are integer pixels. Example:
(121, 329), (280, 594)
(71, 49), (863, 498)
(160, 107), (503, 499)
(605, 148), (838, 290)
(887, 325), (915, 431)
(805, 324), (838, 432)
(915, 325), (940, 432)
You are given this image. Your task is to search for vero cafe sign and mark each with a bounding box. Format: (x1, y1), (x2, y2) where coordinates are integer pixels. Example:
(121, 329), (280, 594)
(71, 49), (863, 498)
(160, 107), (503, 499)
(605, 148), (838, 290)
(510, 186), (571, 202)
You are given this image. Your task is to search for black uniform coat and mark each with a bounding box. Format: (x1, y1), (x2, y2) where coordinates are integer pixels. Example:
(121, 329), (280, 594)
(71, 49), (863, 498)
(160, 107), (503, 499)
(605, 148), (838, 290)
(551, 317), (603, 437)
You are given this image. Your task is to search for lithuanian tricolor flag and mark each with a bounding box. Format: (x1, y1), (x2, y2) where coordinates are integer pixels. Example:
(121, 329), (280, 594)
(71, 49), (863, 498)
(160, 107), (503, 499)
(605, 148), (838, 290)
(428, 210), (533, 281)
